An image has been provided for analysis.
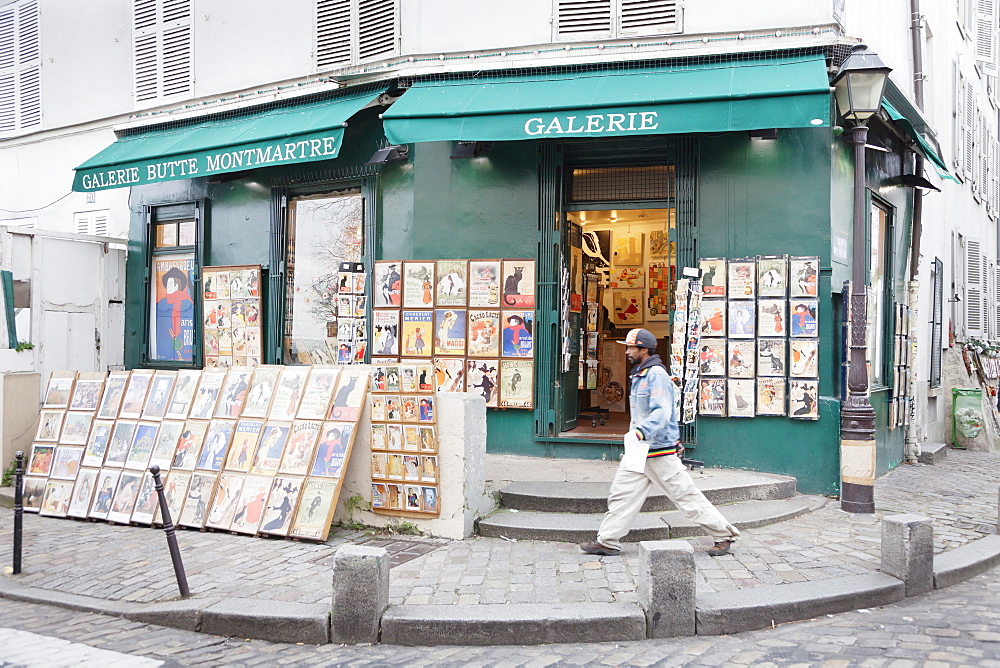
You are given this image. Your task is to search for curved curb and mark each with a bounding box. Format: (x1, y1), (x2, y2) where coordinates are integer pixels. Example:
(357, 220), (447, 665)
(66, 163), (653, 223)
(1, 533), (998, 646)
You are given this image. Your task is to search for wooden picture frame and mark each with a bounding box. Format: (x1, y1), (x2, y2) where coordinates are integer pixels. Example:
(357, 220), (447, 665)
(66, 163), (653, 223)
(214, 367), (252, 419)
(165, 369), (203, 420)
(149, 419), (184, 470)
(229, 474), (272, 534)
(288, 478), (340, 541)
(258, 476), (306, 537)
(296, 366), (340, 420)
(22, 476), (47, 513)
(129, 472), (160, 525)
(433, 308), (467, 356)
(468, 259), (502, 308)
(373, 261), (402, 308)
(40, 480), (75, 517)
(188, 369), (227, 420)
(142, 371), (177, 421)
(109, 470), (146, 523)
(435, 259), (468, 307)
(119, 370), (155, 419)
(196, 419), (236, 471)
(372, 309), (400, 358)
(242, 365), (281, 419)
(155, 470), (192, 525)
(68, 373), (106, 412)
(328, 367), (369, 421)
(67, 467), (101, 518)
(205, 472), (246, 530)
(466, 359), (499, 408)
(311, 421), (355, 478)
(250, 421), (291, 475)
(466, 310), (501, 358)
(171, 420), (210, 470)
(499, 359), (533, 409)
(124, 421), (159, 470)
(43, 372), (77, 410)
(104, 420), (138, 467)
(96, 373), (130, 420)
(58, 412), (93, 445)
(177, 471), (219, 529)
(402, 261), (436, 308)
(26, 443), (56, 477)
(270, 366), (311, 421)
(225, 418), (265, 473)
(278, 420), (322, 476)
(35, 409), (65, 442)
(49, 446), (84, 480)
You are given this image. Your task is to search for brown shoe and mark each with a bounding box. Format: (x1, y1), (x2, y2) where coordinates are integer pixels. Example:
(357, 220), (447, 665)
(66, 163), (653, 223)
(579, 541), (620, 556)
(707, 539), (734, 557)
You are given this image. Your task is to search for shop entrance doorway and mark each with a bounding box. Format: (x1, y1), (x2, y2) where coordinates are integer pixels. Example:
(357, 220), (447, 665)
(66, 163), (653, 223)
(559, 207), (676, 438)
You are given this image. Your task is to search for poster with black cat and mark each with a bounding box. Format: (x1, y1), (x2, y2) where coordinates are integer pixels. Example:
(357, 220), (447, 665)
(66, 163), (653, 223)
(501, 260), (535, 309)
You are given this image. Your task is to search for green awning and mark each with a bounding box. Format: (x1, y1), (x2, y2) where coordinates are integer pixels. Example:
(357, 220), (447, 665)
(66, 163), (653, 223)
(881, 99), (957, 182)
(382, 56), (832, 144)
(74, 86), (387, 192)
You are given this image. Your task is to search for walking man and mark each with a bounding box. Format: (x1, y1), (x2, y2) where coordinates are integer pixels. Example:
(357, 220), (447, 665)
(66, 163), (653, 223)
(580, 328), (740, 557)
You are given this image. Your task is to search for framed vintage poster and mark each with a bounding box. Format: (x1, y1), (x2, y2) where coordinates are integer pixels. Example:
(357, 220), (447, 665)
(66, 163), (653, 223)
(151, 255), (196, 363)
(757, 255), (788, 297)
(258, 476), (305, 537)
(727, 301), (756, 339)
(698, 378), (726, 416)
(789, 300), (819, 337)
(172, 420), (209, 470)
(270, 366), (311, 421)
(699, 258), (726, 298)
(401, 310), (433, 357)
(69, 373), (105, 412)
(197, 419), (236, 471)
(435, 260), (468, 307)
(699, 300), (726, 337)
(280, 421), (322, 476)
(242, 365), (281, 418)
(289, 478), (340, 541)
(22, 476), (47, 513)
(107, 470), (144, 523)
(104, 420), (137, 467)
(467, 310), (500, 358)
(329, 367), (369, 420)
(499, 359), (533, 409)
(611, 290), (643, 326)
(214, 368), (251, 418)
(501, 310), (534, 358)
(727, 259), (756, 299)
(118, 370), (152, 419)
(789, 339), (820, 378)
(59, 412), (93, 445)
(125, 421), (159, 470)
(727, 379), (755, 418)
(296, 366), (340, 420)
(226, 418), (265, 472)
(156, 470), (192, 525)
(26, 443), (55, 477)
(433, 357), (465, 393)
(130, 472), (160, 525)
(789, 256), (820, 298)
(35, 410), (64, 442)
(206, 473), (245, 530)
(141, 371), (177, 421)
(43, 372), (76, 409)
(372, 309), (400, 357)
(757, 377), (787, 416)
(468, 259), (502, 308)
(757, 338), (787, 377)
(177, 471), (219, 529)
(433, 308), (467, 356)
(788, 379), (819, 419)
(87, 469), (121, 520)
(311, 422), (355, 478)
(402, 261), (435, 308)
(697, 339), (726, 376)
(67, 467), (101, 518)
(727, 341), (755, 378)
(40, 480), (74, 518)
(165, 369), (202, 420)
(149, 420), (184, 470)
(466, 359), (499, 408)
(373, 261), (402, 308)
(251, 422), (291, 475)
(96, 373), (129, 420)
(612, 232), (643, 266)
(757, 299), (786, 337)
(501, 260), (536, 308)
(81, 420), (114, 468)
(230, 475), (273, 534)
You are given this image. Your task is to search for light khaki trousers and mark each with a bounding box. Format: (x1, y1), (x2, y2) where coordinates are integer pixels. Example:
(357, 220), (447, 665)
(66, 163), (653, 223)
(597, 454), (740, 550)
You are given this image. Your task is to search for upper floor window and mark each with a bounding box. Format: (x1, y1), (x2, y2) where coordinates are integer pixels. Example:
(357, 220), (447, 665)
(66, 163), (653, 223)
(0, 0), (41, 136)
(554, 0), (682, 41)
(316, 0), (398, 69)
(134, 0), (192, 106)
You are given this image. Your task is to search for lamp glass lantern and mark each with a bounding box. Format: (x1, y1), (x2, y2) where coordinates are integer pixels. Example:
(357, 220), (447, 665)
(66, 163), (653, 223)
(832, 44), (892, 123)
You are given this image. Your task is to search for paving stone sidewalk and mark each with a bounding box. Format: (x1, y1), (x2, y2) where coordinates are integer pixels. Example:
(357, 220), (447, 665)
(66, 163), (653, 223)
(0, 450), (997, 607)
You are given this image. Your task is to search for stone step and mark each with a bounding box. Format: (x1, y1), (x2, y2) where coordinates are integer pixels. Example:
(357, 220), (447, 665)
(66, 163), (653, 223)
(477, 495), (827, 543)
(499, 469), (797, 514)
(918, 442), (949, 465)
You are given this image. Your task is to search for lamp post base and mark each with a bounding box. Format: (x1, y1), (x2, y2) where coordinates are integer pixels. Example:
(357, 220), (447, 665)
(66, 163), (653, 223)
(840, 481), (875, 513)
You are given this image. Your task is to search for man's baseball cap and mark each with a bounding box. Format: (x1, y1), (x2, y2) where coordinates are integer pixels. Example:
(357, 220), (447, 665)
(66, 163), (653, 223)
(618, 328), (658, 349)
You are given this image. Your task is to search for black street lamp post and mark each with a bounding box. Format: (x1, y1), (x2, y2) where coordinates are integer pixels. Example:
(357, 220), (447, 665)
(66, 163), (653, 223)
(832, 44), (891, 514)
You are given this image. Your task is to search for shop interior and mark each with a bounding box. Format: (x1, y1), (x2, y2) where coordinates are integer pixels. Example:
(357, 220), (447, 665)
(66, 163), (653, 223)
(564, 208), (675, 438)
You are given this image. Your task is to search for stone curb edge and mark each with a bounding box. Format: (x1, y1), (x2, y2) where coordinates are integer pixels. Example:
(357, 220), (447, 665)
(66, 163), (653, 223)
(0, 533), (997, 646)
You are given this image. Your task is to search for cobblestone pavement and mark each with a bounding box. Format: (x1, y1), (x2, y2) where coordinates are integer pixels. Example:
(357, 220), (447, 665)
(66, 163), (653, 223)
(0, 451), (997, 606)
(1, 565), (998, 666)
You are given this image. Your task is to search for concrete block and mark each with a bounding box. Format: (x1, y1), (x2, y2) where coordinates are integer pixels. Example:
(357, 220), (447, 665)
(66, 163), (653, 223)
(881, 513), (934, 596)
(331, 544), (389, 644)
(638, 540), (695, 638)
(696, 573), (904, 635)
(917, 441), (948, 465)
(0, 372), (40, 476)
(380, 603), (645, 646)
(934, 535), (1000, 589)
(201, 598), (329, 644)
(124, 598), (218, 632)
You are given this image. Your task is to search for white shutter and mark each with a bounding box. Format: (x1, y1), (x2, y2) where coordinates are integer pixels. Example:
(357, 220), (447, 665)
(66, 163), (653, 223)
(954, 67), (965, 174)
(133, 0), (191, 104)
(0, 72), (13, 134)
(619, 0), (681, 36)
(161, 24), (191, 97)
(0, 1), (40, 134)
(74, 211), (110, 236)
(358, 0), (395, 60)
(94, 213), (108, 237)
(556, 0), (613, 39)
(988, 260), (997, 340)
(954, 232), (966, 336)
(965, 82), (976, 182)
(316, 0), (351, 68)
(966, 237), (984, 336)
(977, 0), (999, 72)
(995, 265), (1000, 338)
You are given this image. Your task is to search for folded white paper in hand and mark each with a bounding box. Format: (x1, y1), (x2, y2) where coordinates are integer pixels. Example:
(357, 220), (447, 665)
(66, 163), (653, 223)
(621, 430), (648, 473)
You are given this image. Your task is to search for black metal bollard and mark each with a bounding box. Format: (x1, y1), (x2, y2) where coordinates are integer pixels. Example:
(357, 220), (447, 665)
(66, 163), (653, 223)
(149, 465), (190, 598)
(12, 451), (23, 575)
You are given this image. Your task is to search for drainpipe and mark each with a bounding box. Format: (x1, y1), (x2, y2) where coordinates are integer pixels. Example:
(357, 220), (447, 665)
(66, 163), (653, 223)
(905, 0), (924, 463)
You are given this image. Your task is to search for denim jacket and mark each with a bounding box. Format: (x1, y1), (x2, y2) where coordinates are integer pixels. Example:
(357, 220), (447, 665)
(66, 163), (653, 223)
(628, 354), (679, 448)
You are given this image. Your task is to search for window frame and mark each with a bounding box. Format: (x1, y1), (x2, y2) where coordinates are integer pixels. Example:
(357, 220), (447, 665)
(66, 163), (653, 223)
(141, 199), (205, 368)
(867, 196), (894, 387)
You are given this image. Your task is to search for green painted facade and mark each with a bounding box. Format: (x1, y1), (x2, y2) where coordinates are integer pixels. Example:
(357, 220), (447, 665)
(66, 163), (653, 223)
(123, 97), (915, 497)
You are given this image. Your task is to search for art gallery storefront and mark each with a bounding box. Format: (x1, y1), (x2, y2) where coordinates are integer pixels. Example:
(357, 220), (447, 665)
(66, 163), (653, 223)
(74, 50), (942, 495)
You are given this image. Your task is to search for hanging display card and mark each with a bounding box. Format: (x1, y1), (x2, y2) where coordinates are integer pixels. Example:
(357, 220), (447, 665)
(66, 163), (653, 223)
(500, 260), (535, 308)
(788, 379), (819, 419)
(727, 259), (756, 299)
(757, 339), (786, 377)
(699, 300), (726, 337)
(499, 359), (533, 409)
(789, 256), (820, 298)
(756, 378), (787, 416)
(727, 379), (755, 417)
(789, 339), (819, 377)
(698, 379), (726, 416)
(699, 258), (726, 298)
(727, 301), (755, 339)
(757, 299), (787, 337)
(435, 260), (468, 307)
(468, 260), (502, 308)
(789, 300), (819, 337)
(727, 341), (755, 378)
(372, 310), (400, 358)
(757, 255), (788, 297)
(403, 261), (435, 308)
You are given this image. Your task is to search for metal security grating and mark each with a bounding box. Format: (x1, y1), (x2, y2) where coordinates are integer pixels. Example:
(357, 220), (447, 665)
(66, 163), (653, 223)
(568, 165), (673, 202)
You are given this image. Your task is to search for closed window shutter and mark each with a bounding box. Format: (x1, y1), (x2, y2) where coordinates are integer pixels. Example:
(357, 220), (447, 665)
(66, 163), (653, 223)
(74, 212), (90, 235)
(977, 0), (999, 72)
(0, 1), (40, 134)
(995, 264), (1000, 338)
(965, 82), (976, 182)
(954, 67), (965, 174)
(316, 0), (351, 68)
(988, 260), (997, 339)
(358, 0), (395, 60)
(619, 0), (680, 36)
(966, 237), (984, 336)
(557, 0), (612, 39)
(94, 214), (108, 237)
(133, 0), (191, 104)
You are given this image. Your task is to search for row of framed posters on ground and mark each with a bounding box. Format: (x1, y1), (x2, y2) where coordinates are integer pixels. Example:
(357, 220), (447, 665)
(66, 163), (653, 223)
(22, 365), (372, 542)
(369, 258), (535, 410)
(690, 256), (820, 420)
(368, 363), (440, 516)
(202, 265), (264, 368)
